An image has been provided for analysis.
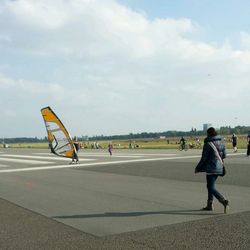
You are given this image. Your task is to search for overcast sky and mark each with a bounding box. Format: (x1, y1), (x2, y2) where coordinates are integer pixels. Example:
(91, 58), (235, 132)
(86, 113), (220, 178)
(1, 0), (250, 138)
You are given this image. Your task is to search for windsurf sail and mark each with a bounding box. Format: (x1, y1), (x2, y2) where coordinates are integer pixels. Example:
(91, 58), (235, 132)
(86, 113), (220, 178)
(41, 106), (76, 158)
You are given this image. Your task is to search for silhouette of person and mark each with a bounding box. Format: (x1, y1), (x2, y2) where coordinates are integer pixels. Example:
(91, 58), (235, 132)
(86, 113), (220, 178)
(71, 138), (80, 163)
(108, 143), (113, 156)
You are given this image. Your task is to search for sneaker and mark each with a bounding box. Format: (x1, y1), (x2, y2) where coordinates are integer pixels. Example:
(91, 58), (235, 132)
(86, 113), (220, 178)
(201, 206), (213, 211)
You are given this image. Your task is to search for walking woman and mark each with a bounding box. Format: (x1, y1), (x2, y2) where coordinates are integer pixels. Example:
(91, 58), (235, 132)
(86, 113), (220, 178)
(195, 127), (229, 213)
(108, 143), (113, 156)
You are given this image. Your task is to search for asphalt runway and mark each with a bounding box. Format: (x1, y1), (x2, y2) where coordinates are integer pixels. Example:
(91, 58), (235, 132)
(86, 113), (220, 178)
(0, 148), (250, 249)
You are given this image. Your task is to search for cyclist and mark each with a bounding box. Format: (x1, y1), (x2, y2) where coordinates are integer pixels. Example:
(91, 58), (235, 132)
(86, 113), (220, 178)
(179, 137), (186, 150)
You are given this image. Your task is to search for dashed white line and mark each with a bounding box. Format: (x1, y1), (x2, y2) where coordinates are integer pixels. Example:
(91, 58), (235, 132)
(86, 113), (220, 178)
(0, 152), (245, 173)
(34, 153), (142, 158)
(35, 152), (178, 158)
(1, 154), (95, 161)
(0, 157), (53, 165)
(0, 155), (201, 173)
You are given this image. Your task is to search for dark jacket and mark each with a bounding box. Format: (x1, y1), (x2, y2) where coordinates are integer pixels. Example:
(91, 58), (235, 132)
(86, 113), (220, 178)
(195, 135), (226, 175)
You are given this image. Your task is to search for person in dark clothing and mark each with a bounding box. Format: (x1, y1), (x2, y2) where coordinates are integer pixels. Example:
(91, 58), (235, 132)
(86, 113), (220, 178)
(108, 143), (113, 156)
(232, 133), (237, 153)
(247, 131), (250, 157)
(195, 127), (229, 213)
(71, 138), (80, 164)
(179, 137), (186, 150)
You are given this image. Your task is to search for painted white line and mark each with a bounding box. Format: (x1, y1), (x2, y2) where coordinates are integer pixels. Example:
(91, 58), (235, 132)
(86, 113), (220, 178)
(110, 153), (178, 156)
(35, 153), (142, 158)
(79, 153), (178, 156)
(1, 154), (95, 162)
(78, 153), (178, 157)
(35, 152), (178, 158)
(0, 164), (8, 168)
(0, 157), (54, 165)
(227, 153), (246, 156)
(79, 154), (142, 158)
(0, 152), (244, 173)
(0, 155), (201, 173)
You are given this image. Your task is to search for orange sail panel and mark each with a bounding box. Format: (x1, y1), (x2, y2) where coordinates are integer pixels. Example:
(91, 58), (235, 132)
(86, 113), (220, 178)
(41, 106), (76, 158)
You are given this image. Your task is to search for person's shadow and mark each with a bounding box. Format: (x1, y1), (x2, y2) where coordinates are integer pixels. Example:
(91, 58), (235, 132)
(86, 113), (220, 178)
(52, 209), (221, 219)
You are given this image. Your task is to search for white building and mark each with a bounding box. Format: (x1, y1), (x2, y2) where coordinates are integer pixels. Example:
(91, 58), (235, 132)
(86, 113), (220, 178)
(203, 123), (212, 131)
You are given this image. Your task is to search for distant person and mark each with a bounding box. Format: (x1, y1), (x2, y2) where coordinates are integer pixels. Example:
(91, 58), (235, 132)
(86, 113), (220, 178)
(108, 143), (113, 156)
(232, 134), (237, 153)
(195, 127), (229, 213)
(179, 137), (186, 150)
(71, 138), (80, 164)
(247, 131), (250, 157)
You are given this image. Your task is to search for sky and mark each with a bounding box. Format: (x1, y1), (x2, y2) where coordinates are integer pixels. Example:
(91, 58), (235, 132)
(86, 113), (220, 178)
(0, 0), (250, 138)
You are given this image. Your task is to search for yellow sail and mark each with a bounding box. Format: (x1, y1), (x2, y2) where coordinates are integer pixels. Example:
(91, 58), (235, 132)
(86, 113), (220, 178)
(41, 106), (76, 158)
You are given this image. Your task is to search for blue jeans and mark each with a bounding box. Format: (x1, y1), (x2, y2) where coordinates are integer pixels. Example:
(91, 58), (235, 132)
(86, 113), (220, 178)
(206, 175), (224, 201)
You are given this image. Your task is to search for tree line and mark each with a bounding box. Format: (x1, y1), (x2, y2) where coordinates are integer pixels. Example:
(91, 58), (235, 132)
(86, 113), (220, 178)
(89, 126), (250, 141)
(1, 126), (249, 144)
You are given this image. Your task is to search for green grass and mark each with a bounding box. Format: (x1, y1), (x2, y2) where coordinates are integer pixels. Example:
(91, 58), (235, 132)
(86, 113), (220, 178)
(1, 135), (248, 150)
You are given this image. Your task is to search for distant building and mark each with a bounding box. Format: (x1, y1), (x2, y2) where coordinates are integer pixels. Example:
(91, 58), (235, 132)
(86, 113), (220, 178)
(203, 123), (212, 132)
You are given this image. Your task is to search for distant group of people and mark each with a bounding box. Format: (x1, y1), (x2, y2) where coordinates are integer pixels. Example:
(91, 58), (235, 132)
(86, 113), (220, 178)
(179, 136), (201, 150)
(129, 143), (139, 149)
(70, 138), (114, 163)
(91, 141), (102, 149)
(179, 132), (250, 155)
(71, 132), (250, 165)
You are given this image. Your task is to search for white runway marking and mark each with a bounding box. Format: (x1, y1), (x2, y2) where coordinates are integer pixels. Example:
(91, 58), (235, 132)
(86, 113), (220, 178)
(1, 154), (95, 161)
(35, 152), (142, 158)
(227, 153), (246, 156)
(35, 152), (178, 158)
(0, 157), (53, 165)
(0, 152), (245, 173)
(78, 153), (178, 158)
(109, 153), (178, 156)
(79, 154), (142, 158)
(0, 155), (201, 173)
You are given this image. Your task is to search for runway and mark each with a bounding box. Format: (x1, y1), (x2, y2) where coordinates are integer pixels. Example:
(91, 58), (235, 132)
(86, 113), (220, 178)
(0, 148), (250, 249)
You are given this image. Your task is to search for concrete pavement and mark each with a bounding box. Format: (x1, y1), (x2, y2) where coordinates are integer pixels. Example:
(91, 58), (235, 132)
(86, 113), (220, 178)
(0, 148), (249, 249)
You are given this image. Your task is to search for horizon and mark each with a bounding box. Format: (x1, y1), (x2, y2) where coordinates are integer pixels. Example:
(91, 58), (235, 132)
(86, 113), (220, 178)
(1, 0), (250, 138)
(1, 124), (249, 140)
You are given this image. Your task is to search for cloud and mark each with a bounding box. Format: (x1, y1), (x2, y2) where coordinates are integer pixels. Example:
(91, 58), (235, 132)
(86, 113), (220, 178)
(0, 0), (250, 136)
(0, 0), (202, 59)
(240, 32), (250, 50)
